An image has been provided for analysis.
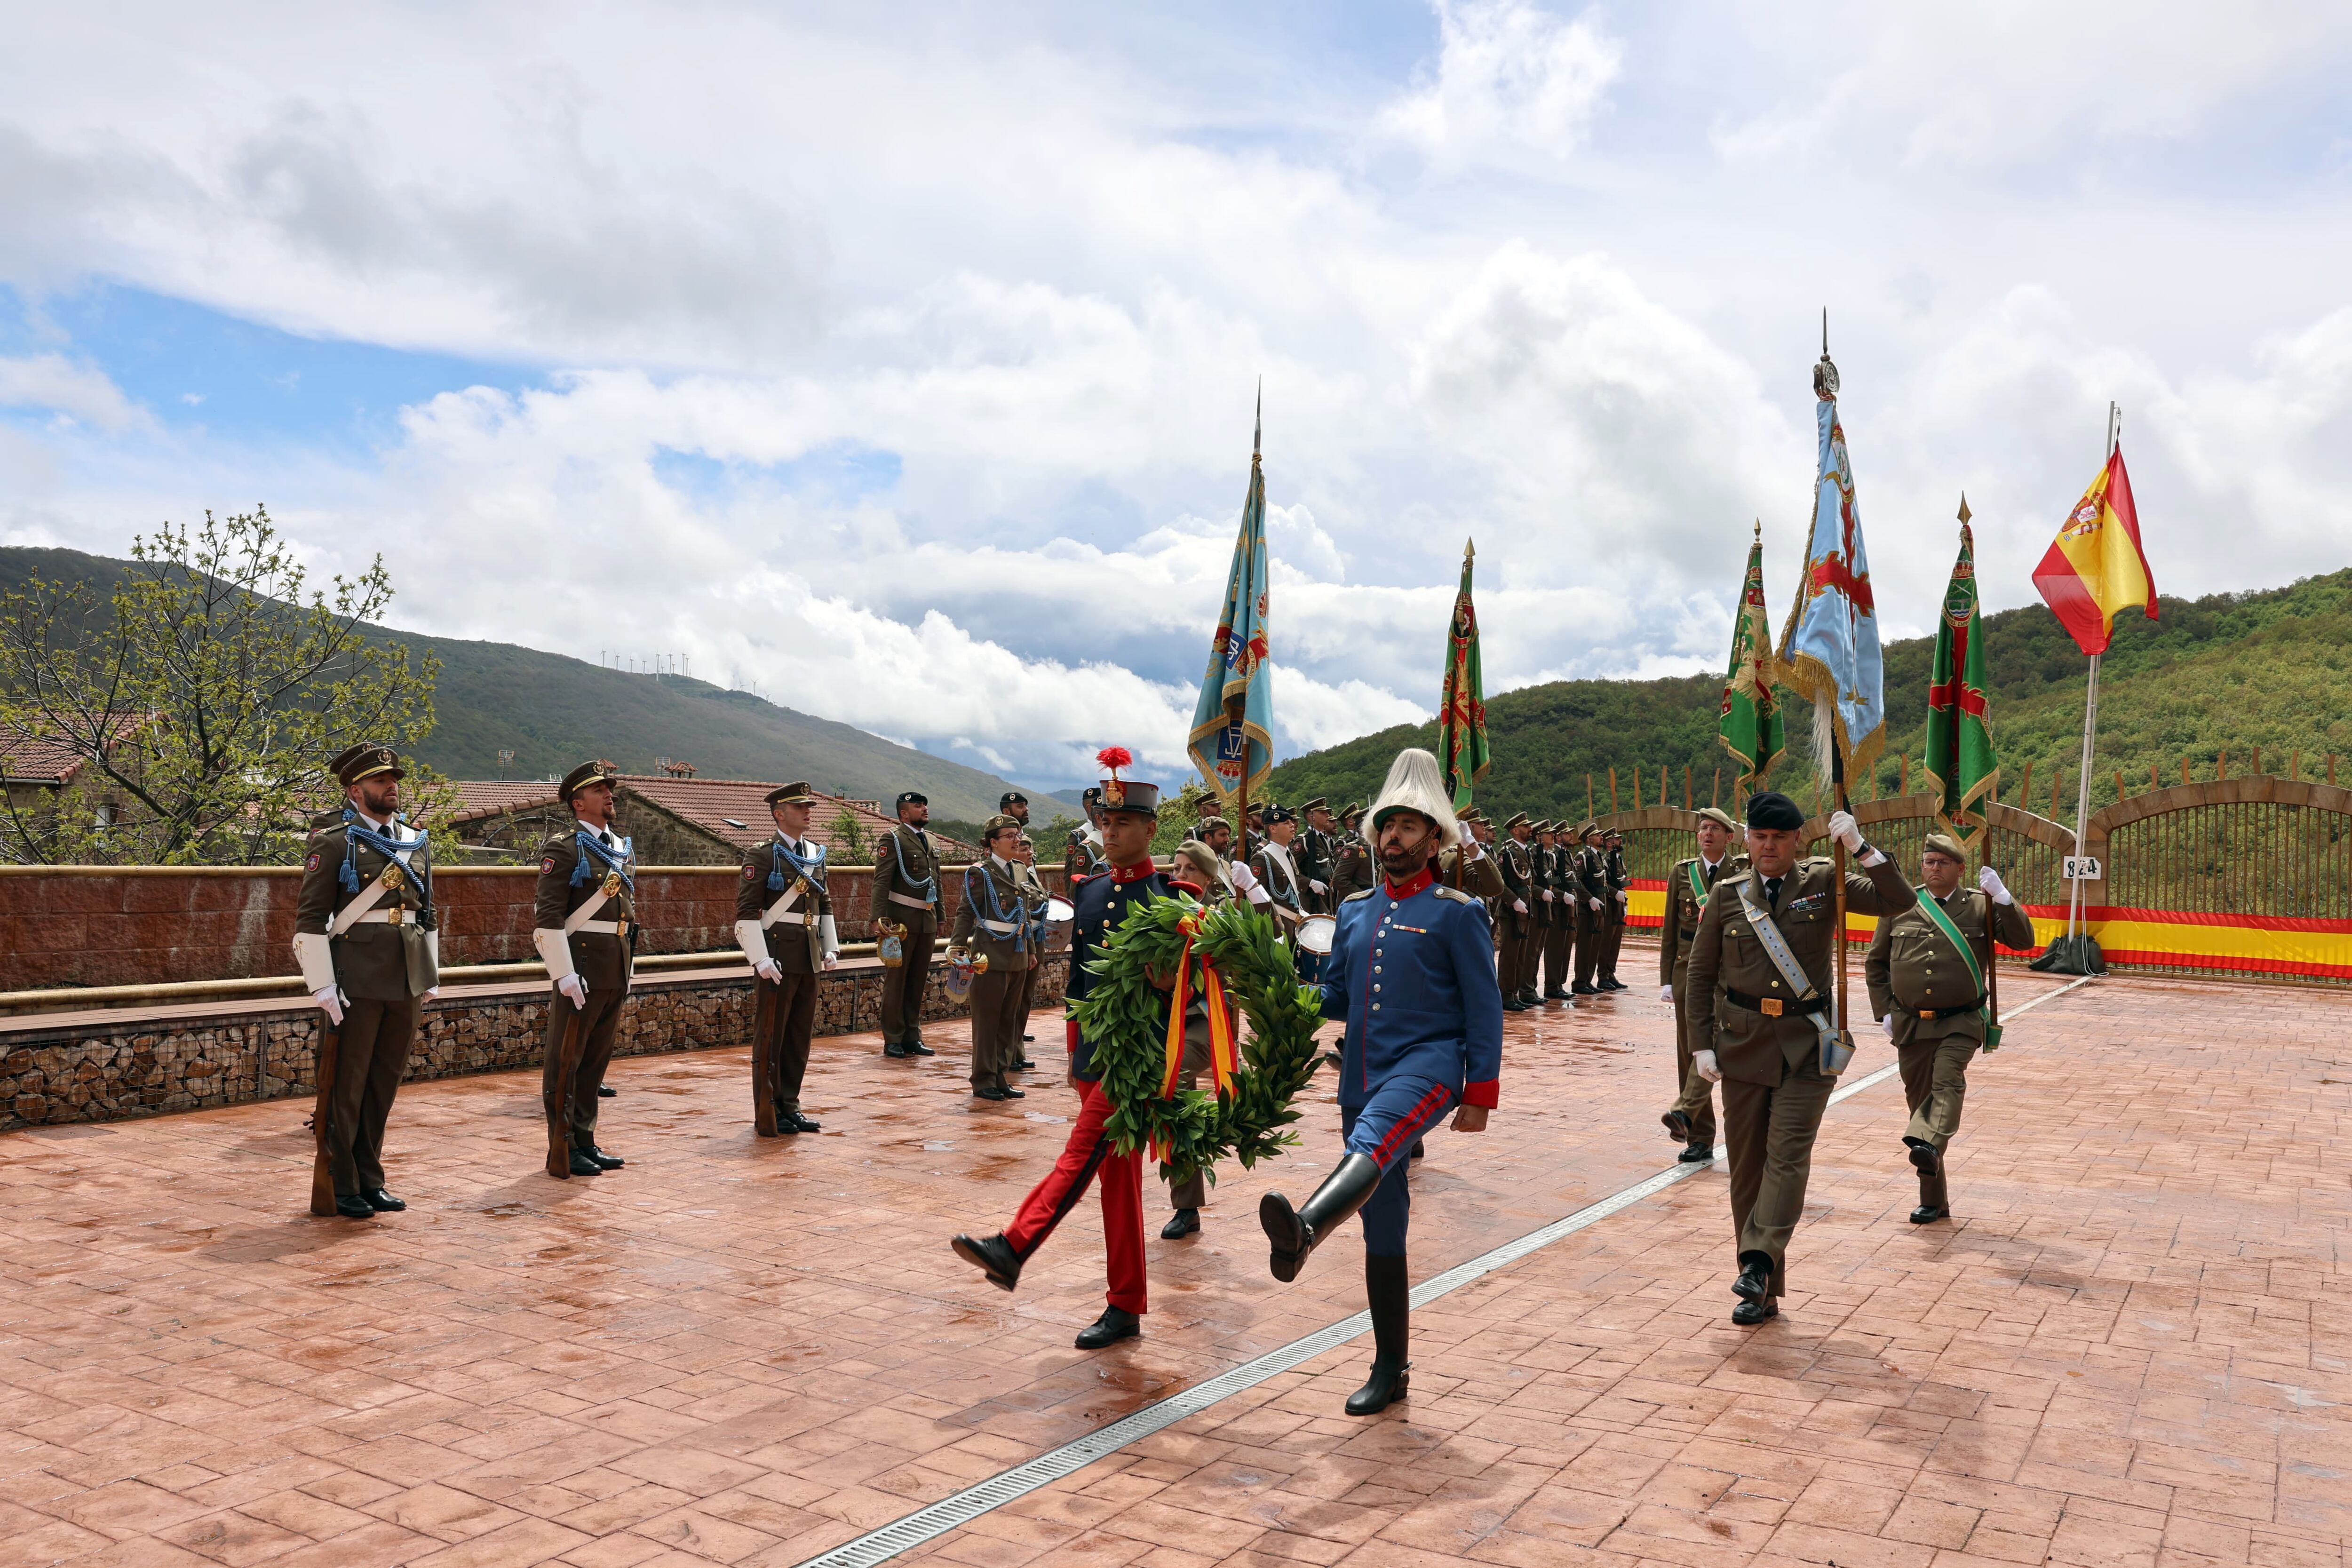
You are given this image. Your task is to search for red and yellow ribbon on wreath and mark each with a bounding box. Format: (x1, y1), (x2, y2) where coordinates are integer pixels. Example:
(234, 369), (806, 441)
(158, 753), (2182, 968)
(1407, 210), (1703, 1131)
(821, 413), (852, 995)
(1157, 909), (1241, 1102)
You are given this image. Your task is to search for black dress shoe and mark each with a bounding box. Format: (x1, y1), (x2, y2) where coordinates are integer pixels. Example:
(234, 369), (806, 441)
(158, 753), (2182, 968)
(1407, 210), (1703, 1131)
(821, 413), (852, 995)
(1022, 1032), (1035, 1043)
(1732, 1257), (1773, 1302)
(334, 1194), (376, 1219)
(1600, 977), (1626, 992)
(1160, 1208), (1199, 1240)
(1345, 1358), (1409, 1416)
(596, 1083), (616, 1098)
(1501, 998), (1528, 1012)
(884, 1043), (912, 1058)
(1571, 982), (1597, 996)
(784, 1112), (822, 1133)
(1678, 1143), (1714, 1164)
(1009, 1058), (1034, 1071)
(1542, 988), (1569, 1001)
(584, 1147), (624, 1170)
(974, 1086), (1010, 1101)
(1661, 1109), (1692, 1142)
(1074, 1306), (1140, 1349)
(567, 1151), (604, 1177)
(951, 1232), (1022, 1291)
(1909, 1204), (1950, 1225)
(1906, 1138), (1942, 1177)
(1732, 1298), (1778, 1326)
(363, 1188), (405, 1212)
(907, 1041), (937, 1056)
(997, 1084), (1025, 1099)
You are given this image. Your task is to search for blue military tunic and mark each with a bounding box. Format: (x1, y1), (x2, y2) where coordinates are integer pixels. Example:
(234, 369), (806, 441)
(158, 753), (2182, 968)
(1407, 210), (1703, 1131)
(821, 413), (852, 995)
(1065, 862), (1176, 1082)
(1316, 865), (1505, 1255)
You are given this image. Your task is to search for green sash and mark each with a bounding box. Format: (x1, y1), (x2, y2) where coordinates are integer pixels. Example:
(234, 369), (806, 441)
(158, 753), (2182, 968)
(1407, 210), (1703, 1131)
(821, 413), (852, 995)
(1685, 859), (1708, 915)
(1914, 891), (2003, 1051)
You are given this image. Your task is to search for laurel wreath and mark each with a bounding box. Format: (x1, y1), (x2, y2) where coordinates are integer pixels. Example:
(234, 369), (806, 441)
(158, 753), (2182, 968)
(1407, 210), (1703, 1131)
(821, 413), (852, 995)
(1069, 896), (1326, 1190)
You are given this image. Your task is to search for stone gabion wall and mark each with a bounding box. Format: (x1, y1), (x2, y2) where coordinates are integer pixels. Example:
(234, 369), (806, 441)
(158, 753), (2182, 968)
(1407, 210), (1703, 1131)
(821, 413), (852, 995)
(1, 955), (1068, 1132)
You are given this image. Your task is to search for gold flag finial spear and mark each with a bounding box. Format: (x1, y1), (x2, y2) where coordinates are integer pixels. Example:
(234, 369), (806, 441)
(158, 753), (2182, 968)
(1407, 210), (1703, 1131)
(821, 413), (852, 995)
(1957, 492), (1971, 525)
(1753, 518), (1762, 541)
(1463, 536), (1475, 563)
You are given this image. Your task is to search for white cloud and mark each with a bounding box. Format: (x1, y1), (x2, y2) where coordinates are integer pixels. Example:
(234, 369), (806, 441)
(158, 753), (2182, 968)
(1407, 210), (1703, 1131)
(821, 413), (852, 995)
(1379, 0), (1622, 166)
(0, 354), (148, 433)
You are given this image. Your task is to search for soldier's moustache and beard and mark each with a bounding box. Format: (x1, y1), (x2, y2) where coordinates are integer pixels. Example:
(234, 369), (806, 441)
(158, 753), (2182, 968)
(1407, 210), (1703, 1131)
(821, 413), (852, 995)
(355, 777), (399, 819)
(1376, 816), (1440, 881)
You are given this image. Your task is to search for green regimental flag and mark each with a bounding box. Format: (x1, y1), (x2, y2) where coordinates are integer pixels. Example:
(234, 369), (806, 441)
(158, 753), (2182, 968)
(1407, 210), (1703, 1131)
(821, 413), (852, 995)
(1438, 541), (1490, 809)
(1717, 525), (1784, 788)
(1923, 509), (1999, 854)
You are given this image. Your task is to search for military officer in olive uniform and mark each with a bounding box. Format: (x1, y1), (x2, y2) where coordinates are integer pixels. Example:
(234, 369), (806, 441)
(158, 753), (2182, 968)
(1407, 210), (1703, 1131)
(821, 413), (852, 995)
(733, 782), (839, 1137)
(1328, 803), (1375, 904)
(1436, 810), (1506, 905)
(1065, 786), (1108, 885)
(1248, 804), (1309, 938)
(1684, 791), (1915, 1323)
(949, 815), (1046, 1101)
(1010, 830), (1049, 1064)
(1595, 827), (1631, 990)
(294, 743), (439, 1218)
(870, 790), (943, 1059)
(1295, 798), (1336, 915)
(1530, 822), (1565, 1002)
(533, 761), (638, 1179)
(1865, 834), (2034, 1224)
(1569, 822), (1609, 995)
(1495, 812), (1538, 1009)
(1657, 806), (1745, 1163)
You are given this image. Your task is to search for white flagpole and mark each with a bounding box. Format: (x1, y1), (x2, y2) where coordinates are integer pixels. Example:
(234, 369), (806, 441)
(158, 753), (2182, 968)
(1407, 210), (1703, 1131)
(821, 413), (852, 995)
(2063, 402), (2119, 943)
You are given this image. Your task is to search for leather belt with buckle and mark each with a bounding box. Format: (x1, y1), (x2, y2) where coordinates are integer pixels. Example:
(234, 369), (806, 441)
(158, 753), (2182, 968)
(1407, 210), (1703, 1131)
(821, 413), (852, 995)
(1724, 987), (1827, 1018)
(1914, 999), (1982, 1019)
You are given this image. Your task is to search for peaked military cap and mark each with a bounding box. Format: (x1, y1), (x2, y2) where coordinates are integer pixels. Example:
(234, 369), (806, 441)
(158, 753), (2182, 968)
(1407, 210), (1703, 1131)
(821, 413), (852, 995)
(1745, 790), (1806, 831)
(1693, 805), (1738, 832)
(1339, 801), (1365, 821)
(1503, 810), (1530, 830)
(1299, 797), (1328, 814)
(1923, 832), (1968, 861)
(560, 759), (615, 803)
(329, 743), (403, 788)
(765, 780), (819, 807)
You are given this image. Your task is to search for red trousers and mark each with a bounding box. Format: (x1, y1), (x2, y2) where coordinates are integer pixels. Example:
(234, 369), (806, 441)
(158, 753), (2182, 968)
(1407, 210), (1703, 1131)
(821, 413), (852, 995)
(1002, 1079), (1146, 1314)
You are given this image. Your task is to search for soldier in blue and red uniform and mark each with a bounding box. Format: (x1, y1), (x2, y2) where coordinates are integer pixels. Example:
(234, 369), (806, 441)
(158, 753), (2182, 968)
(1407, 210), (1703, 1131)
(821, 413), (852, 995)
(951, 748), (1169, 1351)
(1259, 747), (1503, 1415)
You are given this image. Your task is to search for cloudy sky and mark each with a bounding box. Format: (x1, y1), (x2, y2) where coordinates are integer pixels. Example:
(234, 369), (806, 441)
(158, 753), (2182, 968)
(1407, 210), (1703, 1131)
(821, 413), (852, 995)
(4, 2), (2349, 790)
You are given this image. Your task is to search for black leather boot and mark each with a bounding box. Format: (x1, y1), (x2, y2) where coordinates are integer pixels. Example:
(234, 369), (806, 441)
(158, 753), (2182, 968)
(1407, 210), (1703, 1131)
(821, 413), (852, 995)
(1260, 1153), (1381, 1282)
(1345, 1253), (1411, 1415)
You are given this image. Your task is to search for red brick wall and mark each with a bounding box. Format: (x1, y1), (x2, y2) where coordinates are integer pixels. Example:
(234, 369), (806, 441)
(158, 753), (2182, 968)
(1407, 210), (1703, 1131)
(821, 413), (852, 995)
(0, 863), (1072, 993)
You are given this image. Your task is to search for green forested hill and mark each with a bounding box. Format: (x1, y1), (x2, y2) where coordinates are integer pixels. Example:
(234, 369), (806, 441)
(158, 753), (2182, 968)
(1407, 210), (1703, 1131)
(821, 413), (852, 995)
(0, 545), (1046, 823)
(1266, 569), (2352, 820)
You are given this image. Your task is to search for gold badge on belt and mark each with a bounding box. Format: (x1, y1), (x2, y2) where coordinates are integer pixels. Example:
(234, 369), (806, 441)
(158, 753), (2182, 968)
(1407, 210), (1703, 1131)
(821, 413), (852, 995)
(602, 870), (622, 898)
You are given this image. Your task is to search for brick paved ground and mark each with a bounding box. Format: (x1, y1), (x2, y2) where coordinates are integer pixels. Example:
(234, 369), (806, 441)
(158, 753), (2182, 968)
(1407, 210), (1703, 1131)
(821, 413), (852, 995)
(1, 954), (2346, 1568)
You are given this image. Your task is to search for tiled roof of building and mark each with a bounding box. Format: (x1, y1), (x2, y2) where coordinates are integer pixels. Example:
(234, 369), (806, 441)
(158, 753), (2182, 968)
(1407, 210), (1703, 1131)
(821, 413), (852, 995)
(0, 714), (148, 786)
(445, 775), (979, 862)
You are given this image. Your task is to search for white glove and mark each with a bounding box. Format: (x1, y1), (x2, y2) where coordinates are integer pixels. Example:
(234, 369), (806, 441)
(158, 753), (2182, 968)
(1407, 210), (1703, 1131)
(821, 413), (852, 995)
(1512, 899), (1528, 915)
(557, 972), (588, 1008)
(422, 988), (439, 1003)
(1828, 810), (1863, 854)
(1979, 865), (2011, 904)
(755, 960), (783, 983)
(1542, 890), (1555, 902)
(1692, 1049), (1722, 1084)
(1589, 898), (1603, 912)
(1658, 984), (1675, 1004)
(1614, 891), (1626, 903)
(1883, 1013), (1897, 1038)
(1309, 880), (1326, 895)
(1454, 820), (1474, 847)
(312, 985), (344, 1027)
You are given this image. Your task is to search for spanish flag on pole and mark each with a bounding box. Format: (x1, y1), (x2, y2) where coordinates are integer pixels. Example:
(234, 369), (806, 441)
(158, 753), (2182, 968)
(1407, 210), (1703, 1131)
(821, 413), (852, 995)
(2034, 447), (2157, 656)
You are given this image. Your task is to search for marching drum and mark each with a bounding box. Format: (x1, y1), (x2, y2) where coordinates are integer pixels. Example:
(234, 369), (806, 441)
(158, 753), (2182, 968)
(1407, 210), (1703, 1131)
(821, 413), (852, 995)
(1043, 896), (1076, 953)
(1295, 914), (1337, 955)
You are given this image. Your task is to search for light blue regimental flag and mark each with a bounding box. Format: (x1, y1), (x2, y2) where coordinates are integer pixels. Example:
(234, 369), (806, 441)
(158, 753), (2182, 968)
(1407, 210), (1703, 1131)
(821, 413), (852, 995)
(1187, 396), (1275, 811)
(1777, 350), (1886, 784)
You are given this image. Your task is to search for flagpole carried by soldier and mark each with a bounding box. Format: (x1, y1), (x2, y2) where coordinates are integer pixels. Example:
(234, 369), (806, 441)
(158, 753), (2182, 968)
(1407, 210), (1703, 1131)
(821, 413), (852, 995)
(870, 790), (942, 1060)
(293, 743), (439, 1219)
(732, 782), (839, 1138)
(1870, 509), (2030, 1222)
(1684, 326), (1916, 1325)
(532, 761), (637, 1180)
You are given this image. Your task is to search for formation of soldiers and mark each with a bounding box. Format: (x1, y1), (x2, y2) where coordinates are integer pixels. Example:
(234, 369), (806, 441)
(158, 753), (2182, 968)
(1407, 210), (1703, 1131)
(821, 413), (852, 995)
(297, 740), (2036, 1362)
